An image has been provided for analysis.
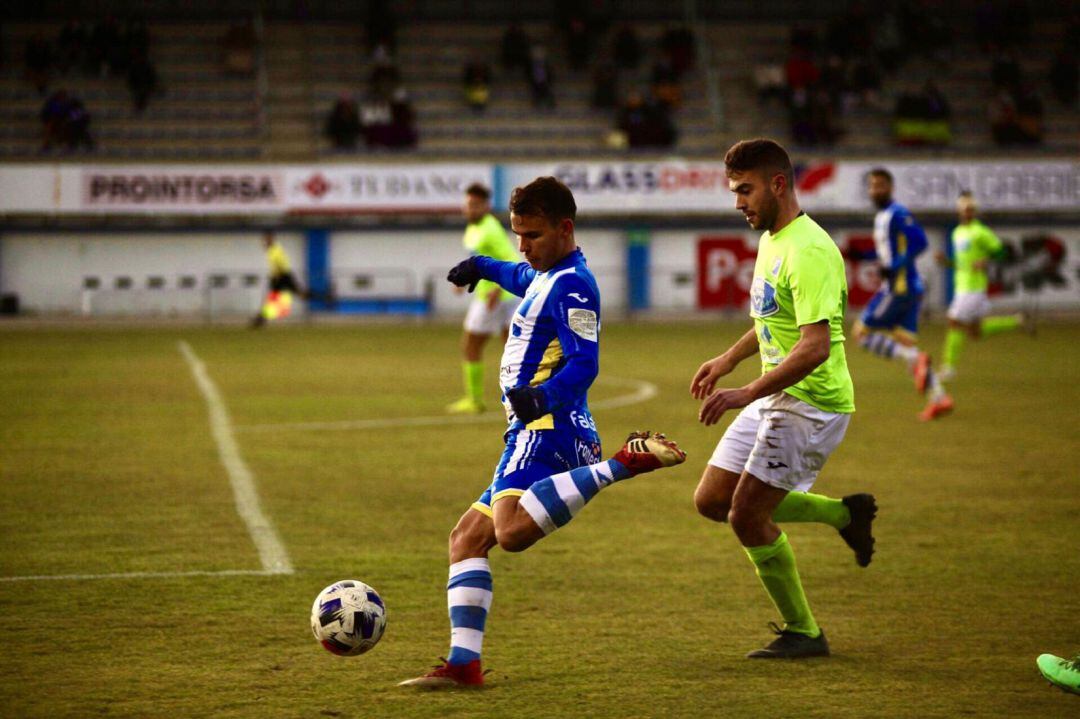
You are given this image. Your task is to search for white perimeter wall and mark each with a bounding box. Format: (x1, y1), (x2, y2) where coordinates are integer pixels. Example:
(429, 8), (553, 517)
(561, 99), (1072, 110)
(2, 224), (1077, 315)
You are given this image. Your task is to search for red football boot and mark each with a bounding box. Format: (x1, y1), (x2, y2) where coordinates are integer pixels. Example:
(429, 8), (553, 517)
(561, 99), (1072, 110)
(919, 394), (954, 422)
(913, 351), (931, 395)
(398, 658), (485, 688)
(611, 431), (687, 477)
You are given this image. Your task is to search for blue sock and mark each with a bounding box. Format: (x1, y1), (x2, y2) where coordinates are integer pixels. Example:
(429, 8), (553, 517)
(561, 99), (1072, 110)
(517, 459), (630, 536)
(446, 558), (492, 665)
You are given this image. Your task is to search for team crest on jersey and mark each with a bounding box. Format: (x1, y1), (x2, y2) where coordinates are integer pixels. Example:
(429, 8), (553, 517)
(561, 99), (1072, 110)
(750, 277), (779, 318)
(567, 308), (598, 341)
(771, 257), (782, 276)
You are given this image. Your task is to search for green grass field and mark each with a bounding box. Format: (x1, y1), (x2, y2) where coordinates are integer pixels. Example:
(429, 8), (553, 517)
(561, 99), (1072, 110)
(1, 320), (1078, 718)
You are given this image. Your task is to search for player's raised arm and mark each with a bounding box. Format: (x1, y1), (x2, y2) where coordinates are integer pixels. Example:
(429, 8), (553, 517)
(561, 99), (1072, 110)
(446, 255), (535, 296)
(690, 327), (759, 400)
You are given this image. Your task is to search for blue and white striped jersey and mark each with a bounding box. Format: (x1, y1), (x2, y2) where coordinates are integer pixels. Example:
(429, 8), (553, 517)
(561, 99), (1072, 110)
(872, 201), (929, 296)
(474, 249), (601, 443)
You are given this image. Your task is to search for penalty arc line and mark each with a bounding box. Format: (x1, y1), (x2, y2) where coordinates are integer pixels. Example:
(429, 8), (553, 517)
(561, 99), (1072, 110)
(178, 341), (294, 575)
(234, 375), (659, 434)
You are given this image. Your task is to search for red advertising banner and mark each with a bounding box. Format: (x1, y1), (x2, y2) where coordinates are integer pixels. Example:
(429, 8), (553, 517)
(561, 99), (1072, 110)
(697, 236), (757, 309)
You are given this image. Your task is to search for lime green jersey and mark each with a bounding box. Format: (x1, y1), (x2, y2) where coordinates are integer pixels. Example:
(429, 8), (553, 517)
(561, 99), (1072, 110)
(950, 219), (1002, 294)
(266, 242), (290, 277)
(464, 213), (518, 300)
(749, 214), (855, 414)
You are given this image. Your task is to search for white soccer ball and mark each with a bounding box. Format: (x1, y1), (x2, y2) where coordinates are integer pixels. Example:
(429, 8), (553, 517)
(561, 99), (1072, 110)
(310, 580), (387, 656)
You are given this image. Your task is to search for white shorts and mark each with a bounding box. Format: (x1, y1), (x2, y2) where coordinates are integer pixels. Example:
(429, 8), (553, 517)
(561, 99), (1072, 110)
(464, 297), (517, 335)
(947, 291), (991, 325)
(708, 392), (850, 493)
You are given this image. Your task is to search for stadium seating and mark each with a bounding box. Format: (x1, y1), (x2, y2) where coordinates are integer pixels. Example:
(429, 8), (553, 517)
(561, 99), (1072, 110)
(1, 14), (1075, 160)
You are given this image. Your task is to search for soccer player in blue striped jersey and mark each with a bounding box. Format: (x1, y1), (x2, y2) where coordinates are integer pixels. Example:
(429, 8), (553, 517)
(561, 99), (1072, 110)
(399, 177), (686, 689)
(852, 168), (943, 403)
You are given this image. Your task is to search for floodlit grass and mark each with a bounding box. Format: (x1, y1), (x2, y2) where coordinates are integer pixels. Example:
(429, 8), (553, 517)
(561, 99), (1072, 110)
(1, 320), (1078, 718)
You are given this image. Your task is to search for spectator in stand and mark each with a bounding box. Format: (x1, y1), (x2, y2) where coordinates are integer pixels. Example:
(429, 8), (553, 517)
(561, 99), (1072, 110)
(1002, 0), (1032, 48)
(56, 20), (86, 76)
(754, 63), (787, 106)
(369, 44), (401, 98)
(25, 34), (53, 94)
(40, 90), (69, 150)
(127, 49), (157, 112)
(872, 6), (903, 72)
(222, 21), (255, 74)
(367, 0), (397, 53)
(650, 54), (681, 108)
(500, 23), (531, 73)
(1014, 83), (1044, 144)
(386, 87), (418, 148)
(86, 17), (118, 77)
(615, 89), (677, 149)
(463, 54), (491, 113)
(989, 87), (1022, 145)
(893, 79), (951, 146)
(785, 37), (820, 145)
(613, 23), (641, 71)
(660, 25), (695, 78)
(40, 90), (93, 152)
(991, 48), (1021, 89)
(361, 87), (416, 149)
(1048, 47), (1078, 107)
(526, 45), (555, 108)
(591, 62), (618, 109)
(567, 15), (591, 72)
(326, 94), (361, 150)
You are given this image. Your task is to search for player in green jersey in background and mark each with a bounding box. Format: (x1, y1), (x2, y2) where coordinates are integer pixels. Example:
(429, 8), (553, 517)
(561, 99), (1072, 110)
(447, 183), (522, 414)
(691, 139), (876, 659)
(922, 192), (1027, 421)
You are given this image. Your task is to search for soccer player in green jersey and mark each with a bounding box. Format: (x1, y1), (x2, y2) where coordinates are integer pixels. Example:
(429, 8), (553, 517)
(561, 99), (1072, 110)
(691, 139), (877, 659)
(447, 183), (522, 414)
(922, 192), (1025, 421)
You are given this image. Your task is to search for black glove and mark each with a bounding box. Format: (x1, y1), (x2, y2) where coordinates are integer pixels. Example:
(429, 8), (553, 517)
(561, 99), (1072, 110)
(447, 257), (483, 293)
(878, 264), (895, 281)
(506, 385), (548, 424)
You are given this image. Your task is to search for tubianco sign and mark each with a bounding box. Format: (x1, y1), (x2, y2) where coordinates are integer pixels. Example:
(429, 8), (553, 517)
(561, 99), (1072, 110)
(283, 164), (490, 212)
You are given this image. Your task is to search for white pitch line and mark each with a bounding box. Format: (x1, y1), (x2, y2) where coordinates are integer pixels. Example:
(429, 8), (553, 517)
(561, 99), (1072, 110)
(0, 568), (289, 583)
(179, 341), (294, 575)
(234, 375), (659, 434)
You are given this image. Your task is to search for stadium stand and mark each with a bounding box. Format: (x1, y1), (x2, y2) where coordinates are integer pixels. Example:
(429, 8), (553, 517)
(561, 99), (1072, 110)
(0, 4), (1075, 160)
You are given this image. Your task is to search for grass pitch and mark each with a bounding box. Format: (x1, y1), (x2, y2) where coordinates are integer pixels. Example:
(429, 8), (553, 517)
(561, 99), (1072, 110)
(1, 320), (1078, 718)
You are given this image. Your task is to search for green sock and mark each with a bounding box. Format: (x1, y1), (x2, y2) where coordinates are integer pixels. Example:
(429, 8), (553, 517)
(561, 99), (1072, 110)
(744, 532), (820, 637)
(772, 492), (850, 529)
(943, 328), (965, 368)
(463, 361), (484, 403)
(981, 315), (1020, 337)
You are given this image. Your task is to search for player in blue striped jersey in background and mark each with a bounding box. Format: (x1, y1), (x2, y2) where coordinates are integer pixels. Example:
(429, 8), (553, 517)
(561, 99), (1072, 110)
(852, 168), (945, 407)
(399, 176), (686, 689)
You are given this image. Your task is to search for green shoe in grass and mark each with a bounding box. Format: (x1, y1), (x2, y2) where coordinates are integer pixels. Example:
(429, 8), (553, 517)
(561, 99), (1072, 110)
(446, 397), (485, 415)
(1037, 653), (1080, 695)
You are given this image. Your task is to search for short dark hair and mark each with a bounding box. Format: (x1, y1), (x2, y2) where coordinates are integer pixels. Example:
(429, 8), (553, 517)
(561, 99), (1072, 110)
(958, 189), (974, 199)
(509, 176), (577, 224)
(869, 167), (894, 185)
(465, 183), (491, 201)
(723, 138), (794, 186)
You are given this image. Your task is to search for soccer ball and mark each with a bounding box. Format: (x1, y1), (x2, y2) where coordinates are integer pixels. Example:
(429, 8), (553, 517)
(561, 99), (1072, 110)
(310, 580), (387, 656)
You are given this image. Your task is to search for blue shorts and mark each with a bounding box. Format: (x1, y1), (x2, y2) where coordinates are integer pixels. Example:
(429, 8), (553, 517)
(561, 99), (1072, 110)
(472, 429), (602, 517)
(860, 289), (922, 337)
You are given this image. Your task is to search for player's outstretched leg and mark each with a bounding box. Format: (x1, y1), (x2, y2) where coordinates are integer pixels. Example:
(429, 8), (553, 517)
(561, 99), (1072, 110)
(770, 491), (878, 567)
(859, 330), (932, 394)
(838, 493), (877, 567)
(518, 431), (686, 538)
(1037, 653), (1080, 695)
